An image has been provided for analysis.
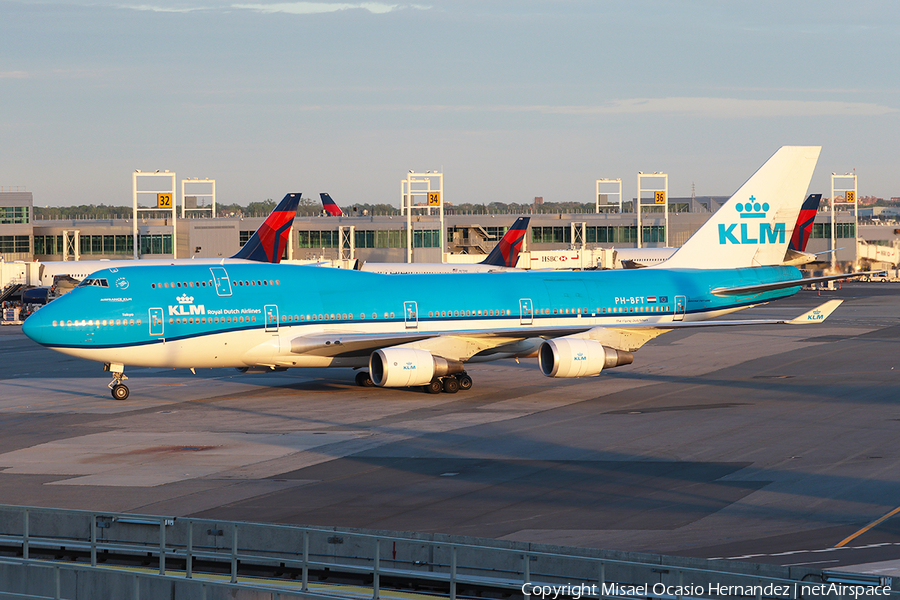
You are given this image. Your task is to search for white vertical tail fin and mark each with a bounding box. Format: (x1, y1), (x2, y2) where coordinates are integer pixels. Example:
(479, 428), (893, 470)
(660, 146), (821, 269)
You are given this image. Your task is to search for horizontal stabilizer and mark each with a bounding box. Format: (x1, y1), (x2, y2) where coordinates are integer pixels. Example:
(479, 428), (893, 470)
(711, 271), (876, 297)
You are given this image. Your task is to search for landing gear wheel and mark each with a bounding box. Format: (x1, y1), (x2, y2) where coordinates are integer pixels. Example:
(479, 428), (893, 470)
(355, 372), (375, 387)
(457, 373), (473, 391)
(424, 379), (443, 394)
(106, 365), (129, 401)
(442, 377), (460, 394)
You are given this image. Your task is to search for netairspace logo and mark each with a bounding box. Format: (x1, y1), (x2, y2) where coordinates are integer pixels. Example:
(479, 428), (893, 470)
(718, 196), (785, 245)
(522, 582), (892, 600)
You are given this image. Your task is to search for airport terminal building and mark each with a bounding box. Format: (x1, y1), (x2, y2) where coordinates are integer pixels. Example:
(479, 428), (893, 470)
(0, 190), (885, 273)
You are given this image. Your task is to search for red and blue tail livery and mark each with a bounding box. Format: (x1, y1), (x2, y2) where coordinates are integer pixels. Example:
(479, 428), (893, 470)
(231, 193), (301, 263)
(320, 193), (344, 217)
(789, 193), (822, 253)
(483, 216), (529, 268)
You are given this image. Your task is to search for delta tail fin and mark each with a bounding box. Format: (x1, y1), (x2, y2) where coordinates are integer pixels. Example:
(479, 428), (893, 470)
(789, 193), (822, 253)
(231, 192), (301, 263)
(660, 146), (821, 269)
(320, 193), (344, 217)
(481, 216), (530, 268)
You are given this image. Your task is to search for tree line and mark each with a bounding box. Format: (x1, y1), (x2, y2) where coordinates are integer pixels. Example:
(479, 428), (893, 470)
(32, 198), (603, 220)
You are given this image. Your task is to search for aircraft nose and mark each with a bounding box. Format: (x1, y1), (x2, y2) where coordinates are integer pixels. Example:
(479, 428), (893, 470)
(22, 308), (47, 344)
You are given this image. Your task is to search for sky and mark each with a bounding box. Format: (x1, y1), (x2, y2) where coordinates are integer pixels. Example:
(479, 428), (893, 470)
(2, 0), (898, 208)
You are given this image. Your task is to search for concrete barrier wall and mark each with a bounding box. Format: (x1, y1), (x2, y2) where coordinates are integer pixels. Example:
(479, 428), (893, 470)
(0, 505), (886, 599)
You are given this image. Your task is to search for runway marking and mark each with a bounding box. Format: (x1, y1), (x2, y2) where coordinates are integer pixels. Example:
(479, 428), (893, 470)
(710, 543), (900, 561)
(835, 506), (900, 548)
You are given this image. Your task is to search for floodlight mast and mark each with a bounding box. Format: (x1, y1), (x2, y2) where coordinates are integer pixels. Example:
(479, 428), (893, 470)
(636, 172), (668, 249)
(830, 172), (858, 272)
(402, 171), (444, 263)
(132, 171), (176, 259)
(180, 178), (216, 220)
(595, 178), (622, 214)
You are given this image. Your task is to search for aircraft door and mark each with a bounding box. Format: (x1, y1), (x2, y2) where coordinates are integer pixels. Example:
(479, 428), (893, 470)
(519, 298), (533, 325)
(264, 304), (279, 333)
(209, 267), (233, 297)
(404, 301), (418, 329)
(149, 307), (164, 336)
(674, 295), (686, 321)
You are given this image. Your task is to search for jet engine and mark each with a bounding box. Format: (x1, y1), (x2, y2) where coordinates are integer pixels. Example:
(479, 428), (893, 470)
(538, 339), (633, 378)
(370, 348), (464, 387)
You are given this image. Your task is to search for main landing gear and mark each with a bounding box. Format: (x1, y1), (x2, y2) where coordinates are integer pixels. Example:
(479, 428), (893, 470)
(353, 371), (474, 394)
(355, 371), (375, 387)
(424, 372), (473, 395)
(104, 363), (129, 401)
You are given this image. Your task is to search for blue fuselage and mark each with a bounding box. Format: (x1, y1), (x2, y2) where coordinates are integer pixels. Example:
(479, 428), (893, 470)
(23, 263), (802, 368)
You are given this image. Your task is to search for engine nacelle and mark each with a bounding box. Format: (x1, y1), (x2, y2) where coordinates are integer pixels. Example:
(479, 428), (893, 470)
(538, 339), (633, 378)
(370, 348), (464, 387)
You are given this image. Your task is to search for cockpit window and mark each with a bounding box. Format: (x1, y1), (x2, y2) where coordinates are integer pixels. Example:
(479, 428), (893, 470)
(78, 278), (109, 288)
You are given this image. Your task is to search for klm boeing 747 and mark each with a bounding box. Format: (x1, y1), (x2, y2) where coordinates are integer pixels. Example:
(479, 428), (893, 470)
(23, 147), (858, 400)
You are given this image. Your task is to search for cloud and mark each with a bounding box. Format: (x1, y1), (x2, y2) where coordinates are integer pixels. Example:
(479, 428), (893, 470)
(231, 2), (409, 14)
(371, 98), (898, 118)
(548, 97), (899, 118)
(0, 71), (29, 79)
(115, 3), (209, 12)
(114, 1), (425, 13)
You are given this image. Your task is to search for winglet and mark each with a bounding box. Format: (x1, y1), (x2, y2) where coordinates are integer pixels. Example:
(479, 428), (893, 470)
(482, 216), (530, 267)
(788, 299), (843, 324)
(320, 193), (344, 217)
(231, 192), (301, 263)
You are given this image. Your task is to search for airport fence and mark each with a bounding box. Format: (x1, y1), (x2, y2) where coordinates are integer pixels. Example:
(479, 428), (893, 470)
(0, 504), (893, 600)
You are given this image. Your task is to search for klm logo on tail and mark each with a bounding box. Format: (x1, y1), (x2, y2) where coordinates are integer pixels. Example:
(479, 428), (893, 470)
(718, 196), (785, 245)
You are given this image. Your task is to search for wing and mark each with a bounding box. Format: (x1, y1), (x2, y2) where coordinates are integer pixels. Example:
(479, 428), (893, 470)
(284, 300), (843, 361)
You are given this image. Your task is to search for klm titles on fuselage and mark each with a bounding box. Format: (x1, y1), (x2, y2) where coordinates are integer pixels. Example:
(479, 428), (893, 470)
(718, 198), (786, 245)
(167, 294), (262, 317)
(169, 294), (205, 316)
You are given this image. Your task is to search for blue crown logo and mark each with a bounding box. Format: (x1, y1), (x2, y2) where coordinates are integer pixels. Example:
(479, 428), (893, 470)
(735, 196), (769, 219)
